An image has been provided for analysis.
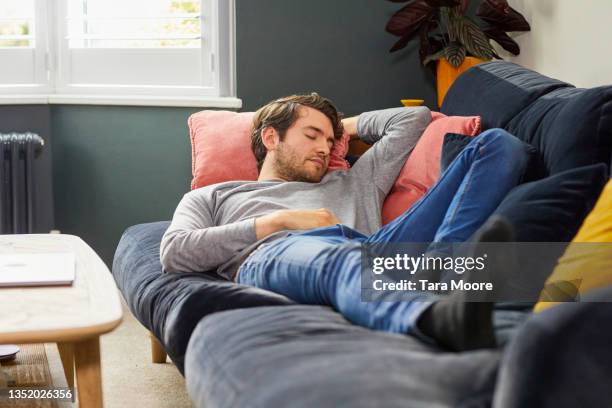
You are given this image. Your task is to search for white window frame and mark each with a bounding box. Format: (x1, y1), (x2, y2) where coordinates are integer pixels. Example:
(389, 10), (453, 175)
(0, 0), (239, 108)
(0, 0), (52, 94)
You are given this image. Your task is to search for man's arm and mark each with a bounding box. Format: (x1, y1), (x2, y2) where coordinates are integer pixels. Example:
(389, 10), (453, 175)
(255, 208), (340, 239)
(342, 116), (360, 141)
(160, 191), (257, 273)
(161, 191), (341, 273)
(349, 107), (431, 196)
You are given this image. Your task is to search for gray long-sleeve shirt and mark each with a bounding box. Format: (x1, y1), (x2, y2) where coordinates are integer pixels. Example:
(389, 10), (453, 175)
(160, 107), (431, 280)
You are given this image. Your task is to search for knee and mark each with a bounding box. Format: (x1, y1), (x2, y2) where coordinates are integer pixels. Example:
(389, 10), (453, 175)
(478, 128), (521, 149)
(477, 128), (531, 173)
(478, 128), (529, 158)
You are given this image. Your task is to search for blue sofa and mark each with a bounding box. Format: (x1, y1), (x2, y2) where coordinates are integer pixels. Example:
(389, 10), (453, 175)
(113, 62), (612, 407)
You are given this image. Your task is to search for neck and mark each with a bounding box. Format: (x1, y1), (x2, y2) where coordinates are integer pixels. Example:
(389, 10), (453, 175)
(258, 159), (287, 182)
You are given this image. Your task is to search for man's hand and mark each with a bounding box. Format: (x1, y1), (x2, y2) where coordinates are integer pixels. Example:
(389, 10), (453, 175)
(255, 208), (341, 240)
(342, 116), (360, 141)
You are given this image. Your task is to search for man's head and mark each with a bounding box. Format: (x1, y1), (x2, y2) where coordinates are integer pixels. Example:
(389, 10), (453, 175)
(251, 93), (344, 183)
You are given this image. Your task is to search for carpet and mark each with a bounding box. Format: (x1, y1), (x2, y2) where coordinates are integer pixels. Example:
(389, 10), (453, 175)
(1, 298), (191, 408)
(0, 344), (58, 408)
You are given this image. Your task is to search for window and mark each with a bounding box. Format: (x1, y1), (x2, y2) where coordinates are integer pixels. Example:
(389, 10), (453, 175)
(0, 0), (237, 104)
(0, 0), (48, 91)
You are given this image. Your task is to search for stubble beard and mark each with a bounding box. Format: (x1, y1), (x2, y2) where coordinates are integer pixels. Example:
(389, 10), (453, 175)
(273, 143), (323, 183)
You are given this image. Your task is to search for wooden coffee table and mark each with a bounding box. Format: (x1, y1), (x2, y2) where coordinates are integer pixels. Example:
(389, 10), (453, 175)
(0, 234), (123, 408)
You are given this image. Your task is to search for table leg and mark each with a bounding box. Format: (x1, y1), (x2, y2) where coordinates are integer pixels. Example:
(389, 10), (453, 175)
(57, 342), (75, 389)
(74, 337), (103, 408)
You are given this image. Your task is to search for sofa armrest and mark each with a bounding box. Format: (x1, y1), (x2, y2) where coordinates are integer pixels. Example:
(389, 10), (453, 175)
(112, 221), (294, 374)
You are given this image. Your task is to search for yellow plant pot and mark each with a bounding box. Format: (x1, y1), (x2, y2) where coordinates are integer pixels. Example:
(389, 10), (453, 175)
(436, 57), (487, 108)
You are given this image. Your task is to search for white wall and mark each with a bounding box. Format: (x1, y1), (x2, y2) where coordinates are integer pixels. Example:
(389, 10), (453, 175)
(502, 0), (612, 88)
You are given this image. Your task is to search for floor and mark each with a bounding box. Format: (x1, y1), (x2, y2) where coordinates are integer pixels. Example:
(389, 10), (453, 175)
(46, 297), (193, 408)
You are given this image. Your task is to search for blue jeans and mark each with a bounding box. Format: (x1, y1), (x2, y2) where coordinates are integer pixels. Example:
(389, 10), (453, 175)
(238, 129), (531, 336)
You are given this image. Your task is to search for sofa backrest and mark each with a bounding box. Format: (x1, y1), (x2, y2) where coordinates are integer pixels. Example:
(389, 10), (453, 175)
(442, 61), (612, 178)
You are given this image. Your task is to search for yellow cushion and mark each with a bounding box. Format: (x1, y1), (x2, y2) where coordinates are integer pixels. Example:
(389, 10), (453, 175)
(534, 179), (612, 312)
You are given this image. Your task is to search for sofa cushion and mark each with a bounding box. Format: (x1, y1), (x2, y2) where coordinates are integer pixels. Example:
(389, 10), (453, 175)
(381, 113), (481, 224)
(534, 179), (612, 312)
(505, 86), (612, 177)
(441, 61), (571, 130)
(484, 165), (608, 307)
(189, 111), (258, 189)
(440, 133), (473, 174)
(185, 305), (501, 408)
(188, 110), (350, 190)
(442, 62), (612, 180)
(112, 221), (294, 374)
(492, 163), (609, 242)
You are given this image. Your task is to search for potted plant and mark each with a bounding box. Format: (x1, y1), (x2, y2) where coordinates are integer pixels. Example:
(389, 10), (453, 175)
(386, 0), (530, 106)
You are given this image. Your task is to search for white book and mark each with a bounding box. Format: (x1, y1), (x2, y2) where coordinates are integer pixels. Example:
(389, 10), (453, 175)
(0, 253), (75, 287)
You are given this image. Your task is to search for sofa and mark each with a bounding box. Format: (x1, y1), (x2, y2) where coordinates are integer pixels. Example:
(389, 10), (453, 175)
(112, 61), (612, 407)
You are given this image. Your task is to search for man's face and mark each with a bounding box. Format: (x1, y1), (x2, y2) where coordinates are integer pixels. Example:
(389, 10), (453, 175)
(272, 106), (335, 183)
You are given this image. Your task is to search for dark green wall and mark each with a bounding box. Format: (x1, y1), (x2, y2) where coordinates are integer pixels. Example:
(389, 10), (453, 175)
(47, 0), (435, 266)
(236, 0), (437, 114)
(51, 105), (200, 265)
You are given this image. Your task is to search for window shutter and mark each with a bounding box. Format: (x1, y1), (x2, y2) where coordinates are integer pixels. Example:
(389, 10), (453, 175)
(0, 0), (49, 93)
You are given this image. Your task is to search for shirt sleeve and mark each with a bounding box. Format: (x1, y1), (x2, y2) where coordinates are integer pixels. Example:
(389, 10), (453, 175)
(349, 106), (431, 196)
(160, 189), (258, 273)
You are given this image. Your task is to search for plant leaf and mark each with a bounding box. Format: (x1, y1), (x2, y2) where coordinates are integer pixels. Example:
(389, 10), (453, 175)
(386, 1), (435, 37)
(444, 42), (467, 67)
(484, 27), (520, 55)
(482, 0), (510, 13)
(454, 16), (495, 60)
(447, 10), (460, 42)
(477, 0), (530, 32)
(459, 0), (471, 13)
(418, 16), (443, 62)
(389, 32), (414, 52)
(422, 49), (447, 66)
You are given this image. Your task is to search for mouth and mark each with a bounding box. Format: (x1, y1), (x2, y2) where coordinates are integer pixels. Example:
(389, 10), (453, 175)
(308, 158), (325, 169)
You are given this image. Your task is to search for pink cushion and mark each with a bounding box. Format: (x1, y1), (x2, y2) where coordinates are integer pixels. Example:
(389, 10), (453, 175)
(189, 110), (350, 190)
(381, 112), (481, 224)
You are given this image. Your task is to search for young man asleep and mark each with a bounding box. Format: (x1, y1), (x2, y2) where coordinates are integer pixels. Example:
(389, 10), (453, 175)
(160, 93), (531, 351)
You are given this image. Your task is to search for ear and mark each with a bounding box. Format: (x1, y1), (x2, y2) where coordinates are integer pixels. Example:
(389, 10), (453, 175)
(261, 126), (280, 151)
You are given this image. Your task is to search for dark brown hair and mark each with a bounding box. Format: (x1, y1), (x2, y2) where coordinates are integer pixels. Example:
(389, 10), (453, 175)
(251, 93), (344, 171)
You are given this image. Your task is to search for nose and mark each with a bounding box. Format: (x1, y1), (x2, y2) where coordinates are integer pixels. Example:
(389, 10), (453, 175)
(316, 138), (331, 157)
